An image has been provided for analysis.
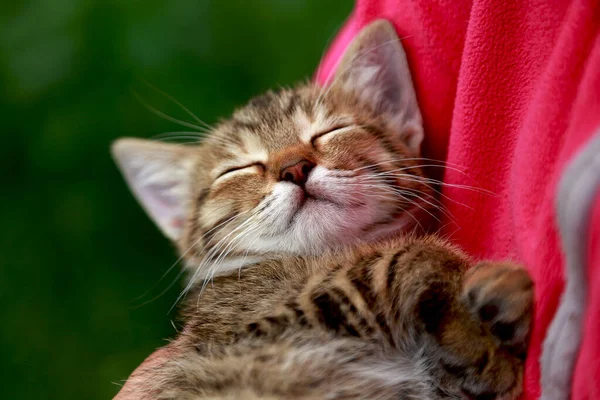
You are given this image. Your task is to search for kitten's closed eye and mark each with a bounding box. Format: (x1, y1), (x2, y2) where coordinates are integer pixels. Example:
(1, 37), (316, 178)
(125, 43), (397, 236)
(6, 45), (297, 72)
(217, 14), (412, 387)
(215, 162), (265, 181)
(310, 125), (354, 146)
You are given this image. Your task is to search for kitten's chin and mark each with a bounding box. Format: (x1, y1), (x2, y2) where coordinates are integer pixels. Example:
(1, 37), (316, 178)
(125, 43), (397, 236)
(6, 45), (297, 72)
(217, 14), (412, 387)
(300, 204), (424, 252)
(256, 200), (421, 256)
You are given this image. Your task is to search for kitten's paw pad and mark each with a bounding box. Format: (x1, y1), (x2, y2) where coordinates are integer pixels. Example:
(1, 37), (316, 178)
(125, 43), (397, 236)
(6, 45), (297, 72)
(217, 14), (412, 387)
(462, 262), (533, 350)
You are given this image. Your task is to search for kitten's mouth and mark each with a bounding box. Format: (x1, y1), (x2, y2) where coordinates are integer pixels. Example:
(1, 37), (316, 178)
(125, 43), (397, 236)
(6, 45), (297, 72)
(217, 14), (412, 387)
(287, 187), (338, 226)
(295, 190), (320, 210)
(298, 187), (339, 209)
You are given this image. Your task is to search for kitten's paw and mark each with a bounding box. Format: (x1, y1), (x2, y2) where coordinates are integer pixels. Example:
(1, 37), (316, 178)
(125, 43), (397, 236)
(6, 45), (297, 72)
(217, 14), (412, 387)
(462, 262), (534, 356)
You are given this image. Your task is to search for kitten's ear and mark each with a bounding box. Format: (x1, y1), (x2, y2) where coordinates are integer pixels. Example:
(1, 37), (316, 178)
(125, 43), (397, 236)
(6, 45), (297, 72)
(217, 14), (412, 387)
(111, 138), (196, 241)
(331, 19), (423, 155)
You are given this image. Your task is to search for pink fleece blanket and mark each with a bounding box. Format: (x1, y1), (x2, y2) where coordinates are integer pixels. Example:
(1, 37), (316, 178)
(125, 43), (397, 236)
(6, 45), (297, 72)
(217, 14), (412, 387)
(316, 1), (600, 399)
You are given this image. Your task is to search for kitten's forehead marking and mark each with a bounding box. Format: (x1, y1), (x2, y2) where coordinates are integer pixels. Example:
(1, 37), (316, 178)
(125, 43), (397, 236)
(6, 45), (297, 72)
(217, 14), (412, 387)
(296, 106), (351, 144)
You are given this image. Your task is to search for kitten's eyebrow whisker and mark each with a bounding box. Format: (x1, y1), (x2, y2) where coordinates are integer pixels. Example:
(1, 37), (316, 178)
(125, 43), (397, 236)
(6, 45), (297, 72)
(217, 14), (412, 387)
(138, 79), (216, 131)
(152, 131), (209, 139)
(151, 132), (239, 148)
(152, 136), (204, 144)
(132, 90), (209, 132)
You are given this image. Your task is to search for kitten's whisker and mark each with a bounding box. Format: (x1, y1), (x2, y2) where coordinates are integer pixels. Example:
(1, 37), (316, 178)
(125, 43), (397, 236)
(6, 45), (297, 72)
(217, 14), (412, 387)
(193, 208), (262, 285)
(359, 172), (494, 195)
(356, 174), (475, 210)
(136, 268), (189, 312)
(345, 179), (452, 225)
(131, 204), (242, 308)
(391, 188), (454, 224)
(198, 220), (261, 307)
(206, 222), (260, 285)
(355, 188), (439, 225)
(175, 210), (255, 308)
(237, 230), (263, 279)
(377, 188), (442, 223)
(208, 218), (260, 278)
(166, 212), (248, 312)
(352, 160), (444, 174)
(364, 164), (471, 179)
(351, 157), (470, 174)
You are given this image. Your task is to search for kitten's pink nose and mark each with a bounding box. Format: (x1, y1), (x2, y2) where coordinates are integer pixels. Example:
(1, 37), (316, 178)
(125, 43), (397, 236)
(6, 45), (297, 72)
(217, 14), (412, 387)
(280, 160), (315, 187)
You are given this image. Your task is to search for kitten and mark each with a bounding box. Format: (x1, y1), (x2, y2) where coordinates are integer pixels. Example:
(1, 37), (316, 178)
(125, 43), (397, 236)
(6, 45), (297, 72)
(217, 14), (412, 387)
(113, 20), (533, 399)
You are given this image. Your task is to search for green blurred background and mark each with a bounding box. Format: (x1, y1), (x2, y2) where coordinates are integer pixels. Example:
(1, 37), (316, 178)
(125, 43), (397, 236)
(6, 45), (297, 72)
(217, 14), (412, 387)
(0, 1), (352, 398)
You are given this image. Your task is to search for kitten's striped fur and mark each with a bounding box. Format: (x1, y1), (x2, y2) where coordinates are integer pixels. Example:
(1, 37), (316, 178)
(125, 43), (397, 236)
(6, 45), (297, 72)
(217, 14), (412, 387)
(113, 21), (533, 399)
(119, 237), (532, 399)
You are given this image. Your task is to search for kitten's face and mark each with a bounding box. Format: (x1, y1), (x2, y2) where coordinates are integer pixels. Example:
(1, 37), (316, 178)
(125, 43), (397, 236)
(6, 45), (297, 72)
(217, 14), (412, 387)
(191, 85), (427, 255)
(113, 21), (429, 278)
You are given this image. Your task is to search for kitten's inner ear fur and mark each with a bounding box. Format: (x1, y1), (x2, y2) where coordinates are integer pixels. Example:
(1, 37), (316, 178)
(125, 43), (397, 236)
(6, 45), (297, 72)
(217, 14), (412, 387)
(331, 19), (423, 155)
(111, 139), (196, 241)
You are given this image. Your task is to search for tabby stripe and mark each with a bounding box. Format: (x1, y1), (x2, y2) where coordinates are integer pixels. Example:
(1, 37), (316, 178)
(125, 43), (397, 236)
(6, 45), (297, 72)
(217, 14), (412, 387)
(387, 248), (409, 295)
(329, 286), (374, 336)
(347, 256), (379, 311)
(387, 248), (411, 322)
(328, 287), (363, 337)
(347, 255), (395, 343)
(312, 290), (359, 336)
